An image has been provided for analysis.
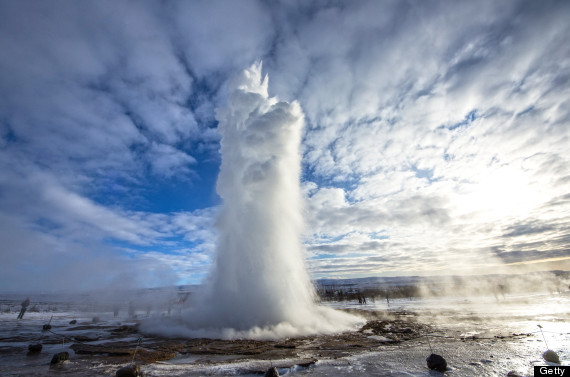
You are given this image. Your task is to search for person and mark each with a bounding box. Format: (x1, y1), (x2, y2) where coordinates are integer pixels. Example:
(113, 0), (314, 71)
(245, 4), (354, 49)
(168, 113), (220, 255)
(17, 297), (30, 320)
(362, 296), (367, 304)
(128, 301), (136, 319)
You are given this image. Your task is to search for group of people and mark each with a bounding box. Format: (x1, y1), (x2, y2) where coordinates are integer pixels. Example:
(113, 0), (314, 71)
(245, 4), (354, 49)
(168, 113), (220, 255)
(357, 295), (367, 304)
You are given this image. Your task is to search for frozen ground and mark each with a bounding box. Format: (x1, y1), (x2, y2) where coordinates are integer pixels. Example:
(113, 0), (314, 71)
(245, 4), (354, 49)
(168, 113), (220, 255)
(0, 291), (568, 376)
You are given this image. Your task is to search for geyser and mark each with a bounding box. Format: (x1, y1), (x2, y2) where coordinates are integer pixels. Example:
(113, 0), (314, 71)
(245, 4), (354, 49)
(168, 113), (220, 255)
(143, 62), (363, 339)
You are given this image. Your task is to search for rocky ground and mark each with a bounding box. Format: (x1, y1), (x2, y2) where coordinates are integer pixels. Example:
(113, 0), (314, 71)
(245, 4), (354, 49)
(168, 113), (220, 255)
(1, 308), (547, 376)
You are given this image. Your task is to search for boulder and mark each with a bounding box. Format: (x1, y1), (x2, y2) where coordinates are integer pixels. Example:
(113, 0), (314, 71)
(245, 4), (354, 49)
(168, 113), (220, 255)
(69, 320), (77, 324)
(50, 351), (69, 365)
(42, 324), (52, 331)
(426, 353), (447, 372)
(116, 364), (142, 377)
(543, 349), (560, 364)
(264, 367), (279, 377)
(27, 344), (42, 354)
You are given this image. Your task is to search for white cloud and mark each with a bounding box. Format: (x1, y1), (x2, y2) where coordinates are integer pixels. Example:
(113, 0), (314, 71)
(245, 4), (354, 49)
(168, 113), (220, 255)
(147, 143), (197, 178)
(168, 0), (274, 76)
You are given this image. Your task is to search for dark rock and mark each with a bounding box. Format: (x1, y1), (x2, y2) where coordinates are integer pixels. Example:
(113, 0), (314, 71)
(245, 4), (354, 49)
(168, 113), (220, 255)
(543, 349), (560, 364)
(27, 344), (42, 354)
(42, 324), (52, 331)
(264, 367), (279, 377)
(426, 353), (447, 372)
(111, 325), (138, 334)
(297, 359), (317, 368)
(50, 351), (69, 365)
(73, 335), (99, 342)
(69, 319), (77, 324)
(71, 343), (132, 356)
(116, 364), (142, 377)
(507, 371), (525, 377)
(70, 343), (175, 363)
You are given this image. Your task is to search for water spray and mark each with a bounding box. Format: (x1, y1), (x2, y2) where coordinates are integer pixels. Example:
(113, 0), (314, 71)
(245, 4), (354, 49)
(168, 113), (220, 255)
(142, 62), (364, 339)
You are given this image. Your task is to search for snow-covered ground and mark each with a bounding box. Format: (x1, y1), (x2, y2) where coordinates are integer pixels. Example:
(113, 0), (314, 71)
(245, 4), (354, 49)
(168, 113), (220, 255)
(0, 291), (568, 376)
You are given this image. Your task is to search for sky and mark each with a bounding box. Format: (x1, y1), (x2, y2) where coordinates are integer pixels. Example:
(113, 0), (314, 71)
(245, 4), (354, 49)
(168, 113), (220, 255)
(0, 0), (569, 292)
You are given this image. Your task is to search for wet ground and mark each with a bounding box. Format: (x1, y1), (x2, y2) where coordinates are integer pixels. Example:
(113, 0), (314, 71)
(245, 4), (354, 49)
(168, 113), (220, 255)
(0, 292), (568, 376)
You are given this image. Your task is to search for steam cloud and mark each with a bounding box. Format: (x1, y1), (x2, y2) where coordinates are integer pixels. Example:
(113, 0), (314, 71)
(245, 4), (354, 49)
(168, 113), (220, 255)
(143, 63), (363, 339)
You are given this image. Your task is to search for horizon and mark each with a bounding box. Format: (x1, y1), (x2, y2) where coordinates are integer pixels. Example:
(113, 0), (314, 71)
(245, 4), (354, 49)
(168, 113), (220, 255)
(1, 269), (568, 296)
(1, 0), (569, 292)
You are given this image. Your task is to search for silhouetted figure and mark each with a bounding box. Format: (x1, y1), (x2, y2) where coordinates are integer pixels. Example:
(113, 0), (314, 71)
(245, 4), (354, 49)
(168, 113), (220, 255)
(128, 301), (136, 319)
(362, 296), (367, 304)
(17, 297), (30, 320)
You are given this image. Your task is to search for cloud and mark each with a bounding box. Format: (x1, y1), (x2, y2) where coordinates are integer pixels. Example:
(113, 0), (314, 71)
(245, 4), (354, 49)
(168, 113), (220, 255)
(281, 0), (570, 278)
(0, 1), (227, 290)
(147, 143), (197, 178)
(0, 153), (217, 291)
(0, 0), (569, 290)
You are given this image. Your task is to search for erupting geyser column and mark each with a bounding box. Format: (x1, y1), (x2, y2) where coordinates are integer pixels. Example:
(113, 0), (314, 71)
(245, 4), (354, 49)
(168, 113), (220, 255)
(197, 62), (363, 338)
(208, 62), (316, 331)
(144, 62), (363, 339)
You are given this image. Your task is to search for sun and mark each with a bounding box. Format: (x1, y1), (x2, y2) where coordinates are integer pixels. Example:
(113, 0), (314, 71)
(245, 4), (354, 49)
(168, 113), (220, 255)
(457, 166), (542, 222)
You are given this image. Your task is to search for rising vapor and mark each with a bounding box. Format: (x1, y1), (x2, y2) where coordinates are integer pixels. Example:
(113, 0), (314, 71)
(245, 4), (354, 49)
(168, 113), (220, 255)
(143, 62), (363, 339)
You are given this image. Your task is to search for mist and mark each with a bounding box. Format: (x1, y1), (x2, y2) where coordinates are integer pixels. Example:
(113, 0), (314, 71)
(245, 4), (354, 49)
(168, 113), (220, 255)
(142, 63), (363, 339)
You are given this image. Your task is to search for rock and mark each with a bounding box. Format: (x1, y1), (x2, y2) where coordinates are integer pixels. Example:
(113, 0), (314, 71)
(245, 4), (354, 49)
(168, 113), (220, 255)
(42, 324), (52, 331)
(426, 353), (447, 372)
(116, 364), (142, 377)
(27, 344), (42, 354)
(69, 320), (77, 324)
(50, 351), (69, 365)
(71, 343), (132, 356)
(507, 371), (525, 377)
(543, 349), (560, 364)
(264, 367), (279, 377)
(73, 335), (99, 342)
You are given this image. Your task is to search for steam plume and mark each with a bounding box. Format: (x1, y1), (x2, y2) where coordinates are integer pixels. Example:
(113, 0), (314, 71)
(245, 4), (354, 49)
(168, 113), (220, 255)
(143, 62), (363, 339)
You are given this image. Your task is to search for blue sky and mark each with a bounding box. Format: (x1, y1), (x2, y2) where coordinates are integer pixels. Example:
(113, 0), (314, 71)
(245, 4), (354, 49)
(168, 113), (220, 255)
(1, 0), (569, 292)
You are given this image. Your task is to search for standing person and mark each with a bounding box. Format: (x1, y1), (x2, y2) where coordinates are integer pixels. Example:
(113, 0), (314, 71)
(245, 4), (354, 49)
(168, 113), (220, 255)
(17, 297), (30, 320)
(128, 301), (135, 319)
(113, 305), (119, 317)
